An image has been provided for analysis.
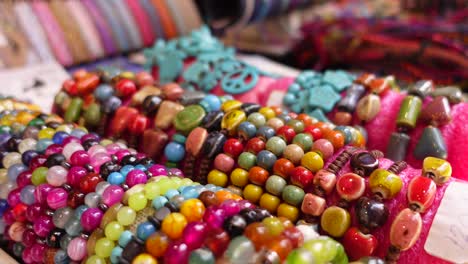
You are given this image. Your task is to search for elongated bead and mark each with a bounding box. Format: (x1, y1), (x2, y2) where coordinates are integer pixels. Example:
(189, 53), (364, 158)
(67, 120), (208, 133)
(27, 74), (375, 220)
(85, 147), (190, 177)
(396, 95), (422, 129)
(389, 208), (422, 251)
(407, 176), (436, 213)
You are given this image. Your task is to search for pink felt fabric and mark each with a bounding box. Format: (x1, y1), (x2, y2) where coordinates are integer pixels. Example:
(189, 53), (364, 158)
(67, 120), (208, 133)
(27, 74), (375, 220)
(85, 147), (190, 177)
(329, 147), (455, 264)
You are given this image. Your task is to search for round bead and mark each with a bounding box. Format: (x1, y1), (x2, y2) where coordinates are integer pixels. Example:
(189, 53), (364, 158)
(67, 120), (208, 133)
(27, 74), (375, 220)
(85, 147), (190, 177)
(237, 152), (256, 170)
(180, 199), (205, 222)
(67, 237), (87, 261)
(164, 142), (185, 163)
(128, 193), (147, 211)
(146, 232), (169, 258)
(259, 193), (281, 213)
(133, 253), (158, 264)
(248, 166), (269, 186)
(276, 126), (296, 143)
(214, 154), (234, 173)
(243, 184), (263, 203)
(321, 206), (351, 237)
(355, 197), (389, 232)
(311, 139), (334, 160)
(207, 169), (228, 187)
(230, 168), (249, 187)
(277, 203), (299, 222)
(223, 139), (244, 158)
(301, 152), (323, 173)
(137, 222), (156, 241)
(342, 227), (377, 261)
(248, 113), (266, 128)
(117, 206), (136, 226)
(266, 136), (286, 156)
(289, 166), (313, 188)
(283, 144), (305, 165)
(256, 150), (277, 170)
(265, 175), (287, 196)
(245, 137), (265, 154)
(237, 122), (257, 140)
(95, 238), (114, 258)
(105, 221), (123, 241)
(282, 185), (305, 206)
(161, 212), (188, 240)
(273, 158), (294, 179)
(256, 126), (275, 141)
(292, 133), (313, 152)
(336, 173), (365, 201)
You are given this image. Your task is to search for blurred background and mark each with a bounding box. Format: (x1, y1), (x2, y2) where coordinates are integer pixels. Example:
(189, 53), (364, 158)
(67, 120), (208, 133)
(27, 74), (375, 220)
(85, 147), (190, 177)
(0, 0), (466, 98)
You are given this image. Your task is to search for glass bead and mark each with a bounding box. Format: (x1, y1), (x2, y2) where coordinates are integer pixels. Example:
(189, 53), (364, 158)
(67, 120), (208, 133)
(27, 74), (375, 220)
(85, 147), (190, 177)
(132, 253), (158, 264)
(321, 206), (351, 237)
(47, 188), (68, 209)
(146, 231), (170, 257)
(137, 221), (156, 241)
(224, 235), (255, 264)
(265, 235), (293, 261)
(18, 138), (37, 153)
(204, 229), (230, 257)
(87, 228), (104, 256)
(81, 208), (104, 232)
(119, 230), (133, 247)
(95, 238), (115, 258)
(46, 165), (68, 187)
(180, 199), (205, 222)
(152, 196), (169, 210)
(189, 248), (215, 264)
(164, 241), (190, 264)
(85, 192), (100, 208)
(67, 237), (87, 261)
(86, 255), (106, 264)
(144, 182), (161, 200)
(20, 185), (36, 205)
(102, 185), (124, 207)
(52, 206), (73, 229)
(265, 175), (287, 196)
(129, 193), (147, 211)
(65, 219), (82, 237)
(182, 221), (208, 249)
(105, 221), (124, 241)
(161, 212), (188, 239)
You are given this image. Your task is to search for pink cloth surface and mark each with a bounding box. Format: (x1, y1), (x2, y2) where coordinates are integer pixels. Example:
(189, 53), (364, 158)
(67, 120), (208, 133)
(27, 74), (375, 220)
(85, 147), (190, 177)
(361, 91), (468, 181)
(328, 147), (455, 264)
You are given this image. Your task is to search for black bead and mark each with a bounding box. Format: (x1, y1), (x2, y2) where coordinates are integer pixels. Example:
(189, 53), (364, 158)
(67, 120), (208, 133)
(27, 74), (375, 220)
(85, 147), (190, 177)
(147, 216), (161, 229)
(223, 215), (247, 237)
(350, 152), (379, 176)
(122, 238), (144, 262)
(98, 204), (109, 212)
(355, 197), (388, 231)
(201, 131), (227, 159)
(239, 209), (258, 224)
(84, 164), (94, 172)
(254, 208), (271, 221)
(164, 202), (179, 212)
(61, 162), (71, 169)
(47, 228), (66, 248)
(6, 137), (21, 152)
(202, 111), (224, 132)
(82, 139), (99, 150)
(46, 121), (61, 129)
(138, 157), (153, 167)
(22, 150), (38, 166)
(142, 95), (162, 115)
(45, 153), (66, 168)
(100, 161), (121, 180)
(120, 155), (138, 166)
(241, 103), (261, 115)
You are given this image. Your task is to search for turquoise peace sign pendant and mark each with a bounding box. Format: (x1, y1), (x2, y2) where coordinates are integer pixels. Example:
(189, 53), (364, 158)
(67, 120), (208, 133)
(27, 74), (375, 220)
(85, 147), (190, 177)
(221, 66), (259, 94)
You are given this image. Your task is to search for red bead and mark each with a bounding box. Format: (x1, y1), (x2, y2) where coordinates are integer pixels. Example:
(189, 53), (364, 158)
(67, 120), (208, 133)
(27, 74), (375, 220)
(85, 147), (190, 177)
(79, 173), (103, 194)
(128, 114), (150, 135)
(245, 137), (265, 154)
(407, 176), (436, 213)
(204, 228), (230, 257)
(276, 126), (296, 143)
(30, 155), (47, 170)
(116, 79), (137, 97)
(12, 203), (28, 222)
(303, 125), (322, 140)
(248, 166), (270, 186)
(67, 191), (85, 209)
(290, 166), (313, 188)
(17, 171), (32, 188)
(288, 112), (298, 119)
(111, 107), (139, 136)
(273, 158), (295, 179)
(342, 227), (377, 261)
(136, 71), (154, 86)
(223, 139), (244, 158)
(62, 79), (78, 95)
(336, 173), (366, 201)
